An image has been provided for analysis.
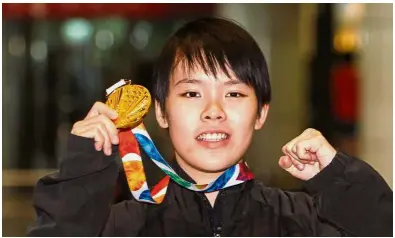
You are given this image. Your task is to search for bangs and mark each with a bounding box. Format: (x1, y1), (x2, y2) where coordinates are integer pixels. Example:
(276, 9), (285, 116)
(173, 45), (233, 80)
(169, 28), (265, 90)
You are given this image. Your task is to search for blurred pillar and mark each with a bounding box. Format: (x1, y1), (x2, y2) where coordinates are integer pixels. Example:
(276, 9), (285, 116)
(217, 4), (317, 188)
(358, 4), (392, 187)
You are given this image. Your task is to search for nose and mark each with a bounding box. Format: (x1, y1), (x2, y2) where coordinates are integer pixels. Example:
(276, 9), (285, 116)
(201, 101), (226, 122)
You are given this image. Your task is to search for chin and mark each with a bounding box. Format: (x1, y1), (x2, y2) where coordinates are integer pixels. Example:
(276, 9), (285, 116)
(191, 159), (238, 173)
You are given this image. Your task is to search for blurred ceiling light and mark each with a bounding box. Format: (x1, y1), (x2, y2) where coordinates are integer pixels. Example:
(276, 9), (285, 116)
(334, 29), (360, 53)
(61, 18), (93, 45)
(95, 30), (115, 50)
(344, 3), (364, 22)
(8, 35), (26, 57)
(30, 41), (48, 62)
(130, 21), (152, 50)
(96, 19), (128, 44)
(336, 3), (365, 27)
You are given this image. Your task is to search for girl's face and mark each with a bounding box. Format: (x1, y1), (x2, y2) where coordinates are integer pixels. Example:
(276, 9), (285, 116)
(155, 63), (269, 178)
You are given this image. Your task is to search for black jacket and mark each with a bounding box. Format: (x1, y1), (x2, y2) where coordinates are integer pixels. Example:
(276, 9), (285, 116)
(27, 135), (393, 236)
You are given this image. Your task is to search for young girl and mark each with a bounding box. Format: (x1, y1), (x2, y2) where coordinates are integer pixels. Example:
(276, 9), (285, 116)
(28, 18), (392, 237)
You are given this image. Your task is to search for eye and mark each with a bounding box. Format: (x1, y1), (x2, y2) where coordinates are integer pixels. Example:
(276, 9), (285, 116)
(181, 92), (201, 98)
(226, 92), (245, 98)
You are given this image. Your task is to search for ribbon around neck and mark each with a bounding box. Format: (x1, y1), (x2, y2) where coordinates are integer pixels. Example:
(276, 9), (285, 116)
(119, 123), (255, 204)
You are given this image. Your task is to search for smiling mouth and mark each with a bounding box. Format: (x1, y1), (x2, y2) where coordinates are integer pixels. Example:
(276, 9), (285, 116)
(196, 133), (229, 142)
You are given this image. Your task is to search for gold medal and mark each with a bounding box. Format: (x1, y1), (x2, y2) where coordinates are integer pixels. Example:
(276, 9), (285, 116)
(105, 79), (151, 129)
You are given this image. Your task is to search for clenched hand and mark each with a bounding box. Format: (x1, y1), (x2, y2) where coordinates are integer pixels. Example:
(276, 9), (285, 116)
(71, 102), (119, 156)
(279, 128), (337, 181)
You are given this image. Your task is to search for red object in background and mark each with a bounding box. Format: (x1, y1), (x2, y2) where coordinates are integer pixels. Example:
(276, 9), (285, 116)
(331, 63), (359, 123)
(2, 3), (215, 19)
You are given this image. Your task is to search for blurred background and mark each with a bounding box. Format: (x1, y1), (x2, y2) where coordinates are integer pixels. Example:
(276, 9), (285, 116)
(2, 3), (393, 236)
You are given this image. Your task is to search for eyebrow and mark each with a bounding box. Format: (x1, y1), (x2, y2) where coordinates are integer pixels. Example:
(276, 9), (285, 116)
(174, 78), (243, 86)
(224, 80), (243, 86)
(174, 78), (202, 86)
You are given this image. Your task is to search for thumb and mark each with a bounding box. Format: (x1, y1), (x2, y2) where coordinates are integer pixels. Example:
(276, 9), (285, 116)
(278, 155), (302, 177)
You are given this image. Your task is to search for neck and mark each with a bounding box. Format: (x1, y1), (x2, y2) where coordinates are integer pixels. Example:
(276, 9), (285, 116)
(174, 157), (225, 185)
(174, 156), (226, 207)
(174, 155), (247, 207)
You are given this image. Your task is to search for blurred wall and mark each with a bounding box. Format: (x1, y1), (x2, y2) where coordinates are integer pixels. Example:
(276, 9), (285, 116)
(218, 4), (317, 188)
(358, 4), (393, 187)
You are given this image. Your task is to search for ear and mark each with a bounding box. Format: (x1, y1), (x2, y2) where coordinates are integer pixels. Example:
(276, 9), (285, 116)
(254, 104), (269, 130)
(155, 100), (169, 128)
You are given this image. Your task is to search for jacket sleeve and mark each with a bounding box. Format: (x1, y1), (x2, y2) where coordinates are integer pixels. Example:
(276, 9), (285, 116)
(270, 152), (392, 236)
(27, 134), (121, 236)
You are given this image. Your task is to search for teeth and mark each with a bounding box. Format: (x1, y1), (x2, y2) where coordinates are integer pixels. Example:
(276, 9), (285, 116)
(197, 133), (228, 141)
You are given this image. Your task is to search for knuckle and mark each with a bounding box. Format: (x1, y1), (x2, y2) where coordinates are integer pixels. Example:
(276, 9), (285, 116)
(316, 134), (325, 141)
(291, 144), (297, 152)
(295, 142), (302, 151)
(94, 101), (102, 107)
(304, 128), (313, 133)
(71, 122), (82, 133)
(98, 123), (107, 133)
(299, 139), (308, 146)
(319, 138), (328, 147)
(98, 114), (108, 121)
(72, 121), (81, 128)
(97, 124), (105, 131)
(286, 144), (293, 151)
(94, 127), (101, 134)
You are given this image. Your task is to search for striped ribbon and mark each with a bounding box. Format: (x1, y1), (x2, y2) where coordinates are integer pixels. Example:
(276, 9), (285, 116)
(119, 123), (255, 204)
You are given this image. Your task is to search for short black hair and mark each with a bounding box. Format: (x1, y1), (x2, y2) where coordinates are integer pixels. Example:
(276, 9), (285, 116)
(152, 17), (271, 115)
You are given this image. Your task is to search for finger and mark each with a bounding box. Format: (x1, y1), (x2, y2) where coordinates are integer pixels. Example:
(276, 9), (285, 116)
(290, 156), (305, 171)
(71, 121), (84, 136)
(279, 155), (298, 174)
(299, 135), (336, 168)
(279, 155), (293, 169)
(97, 114), (119, 144)
(85, 102), (118, 120)
(93, 114), (119, 144)
(283, 134), (305, 161)
(298, 137), (323, 154)
(83, 123), (112, 156)
(293, 141), (315, 162)
(282, 143), (299, 162)
(95, 123), (113, 156)
(289, 142), (317, 166)
(78, 126), (105, 151)
(294, 139), (323, 166)
(77, 115), (119, 144)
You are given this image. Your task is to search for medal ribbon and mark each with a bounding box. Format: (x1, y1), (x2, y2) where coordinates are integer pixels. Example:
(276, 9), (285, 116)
(119, 123), (255, 204)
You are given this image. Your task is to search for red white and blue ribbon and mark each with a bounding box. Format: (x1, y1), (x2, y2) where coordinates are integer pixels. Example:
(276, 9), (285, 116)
(119, 123), (255, 204)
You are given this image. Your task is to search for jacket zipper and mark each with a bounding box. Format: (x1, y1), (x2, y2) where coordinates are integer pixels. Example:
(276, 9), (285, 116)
(201, 191), (226, 237)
